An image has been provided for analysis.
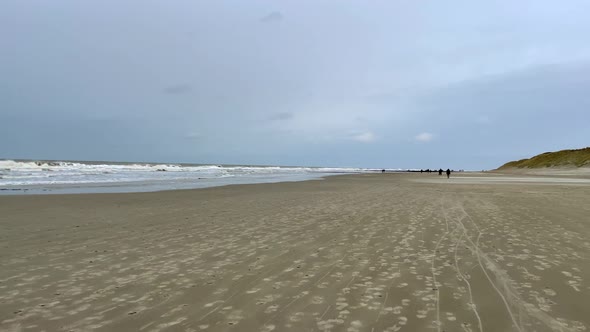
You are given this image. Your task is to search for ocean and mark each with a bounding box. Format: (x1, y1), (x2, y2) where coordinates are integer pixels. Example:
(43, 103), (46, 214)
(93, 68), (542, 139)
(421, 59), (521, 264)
(0, 160), (394, 195)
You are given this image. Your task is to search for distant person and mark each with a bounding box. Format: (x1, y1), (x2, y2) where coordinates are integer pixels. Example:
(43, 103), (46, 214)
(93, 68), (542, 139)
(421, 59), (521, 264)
(438, 169), (443, 176)
(382, 169), (385, 173)
(446, 169), (451, 178)
(420, 169), (423, 174)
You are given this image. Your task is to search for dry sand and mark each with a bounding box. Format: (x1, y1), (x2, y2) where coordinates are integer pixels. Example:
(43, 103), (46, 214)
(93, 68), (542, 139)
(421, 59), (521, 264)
(1, 173), (589, 332)
(493, 167), (590, 179)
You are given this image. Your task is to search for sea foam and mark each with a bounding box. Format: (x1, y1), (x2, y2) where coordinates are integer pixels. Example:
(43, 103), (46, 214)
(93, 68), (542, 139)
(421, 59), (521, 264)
(0, 160), (393, 194)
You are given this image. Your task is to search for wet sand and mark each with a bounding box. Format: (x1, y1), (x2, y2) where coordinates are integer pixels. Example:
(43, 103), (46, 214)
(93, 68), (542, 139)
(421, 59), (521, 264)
(1, 173), (589, 332)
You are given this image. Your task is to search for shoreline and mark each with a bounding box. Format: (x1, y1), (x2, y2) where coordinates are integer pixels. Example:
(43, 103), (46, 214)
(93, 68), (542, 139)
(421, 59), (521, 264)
(0, 159), (390, 196)
(0, 173), (339, 196)
(0, 171), (425, 196)
(4, 170), (590, 196)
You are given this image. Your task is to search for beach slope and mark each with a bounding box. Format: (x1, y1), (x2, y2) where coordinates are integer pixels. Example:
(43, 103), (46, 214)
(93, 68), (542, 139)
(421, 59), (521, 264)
(1, 174), (589, 331)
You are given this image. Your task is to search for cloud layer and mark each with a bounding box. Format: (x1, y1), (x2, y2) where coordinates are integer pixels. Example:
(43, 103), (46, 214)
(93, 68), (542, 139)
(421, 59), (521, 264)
(1, 1), (589, 169)
(415, 133), (434, 143)
(260, 11), (284, 23)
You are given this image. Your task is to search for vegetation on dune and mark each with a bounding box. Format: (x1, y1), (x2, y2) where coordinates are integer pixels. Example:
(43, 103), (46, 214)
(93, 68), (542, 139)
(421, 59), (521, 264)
(499, 147), (590, 169)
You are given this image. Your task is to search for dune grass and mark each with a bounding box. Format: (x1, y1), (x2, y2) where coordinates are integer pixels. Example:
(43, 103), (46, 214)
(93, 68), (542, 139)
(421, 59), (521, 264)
(499, 147), (590, 169)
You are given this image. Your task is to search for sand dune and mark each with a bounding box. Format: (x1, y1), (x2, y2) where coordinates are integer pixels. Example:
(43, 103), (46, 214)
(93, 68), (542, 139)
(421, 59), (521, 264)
(1, 174), (589, 331)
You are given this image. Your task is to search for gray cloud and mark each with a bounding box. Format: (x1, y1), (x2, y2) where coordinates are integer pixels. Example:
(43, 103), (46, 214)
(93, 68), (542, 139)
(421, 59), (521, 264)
(260, 11), (283, 23)
(414, 133), (434, 143)
(268, 112), (293, 121)
(2, 1), (590, 169)
(184, 132), (203, 140)
(349, 131), (376, 143)
(400, 62), (590, 162)
(163, 84), (192, 95)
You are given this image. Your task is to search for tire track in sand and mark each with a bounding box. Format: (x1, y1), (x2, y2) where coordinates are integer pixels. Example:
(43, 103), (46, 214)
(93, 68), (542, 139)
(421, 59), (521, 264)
(455, 197), (578, 332)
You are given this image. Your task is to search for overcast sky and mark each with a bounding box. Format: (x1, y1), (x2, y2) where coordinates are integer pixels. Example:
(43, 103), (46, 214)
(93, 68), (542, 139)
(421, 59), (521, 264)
(2, 1), (589, 169)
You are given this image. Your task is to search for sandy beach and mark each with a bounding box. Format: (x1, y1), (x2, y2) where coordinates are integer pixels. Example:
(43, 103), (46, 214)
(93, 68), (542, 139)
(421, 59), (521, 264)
(1, 173), (589, 332)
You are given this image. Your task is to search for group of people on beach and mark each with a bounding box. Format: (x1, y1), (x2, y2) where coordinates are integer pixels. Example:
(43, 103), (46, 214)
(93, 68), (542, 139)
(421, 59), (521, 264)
(380, 168), (453, 178)
(420, 168), (452, 178)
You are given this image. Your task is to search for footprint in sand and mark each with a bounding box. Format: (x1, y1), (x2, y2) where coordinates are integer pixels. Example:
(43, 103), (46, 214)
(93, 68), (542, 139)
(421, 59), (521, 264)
(261, 324), (275, 332)
(203, 300), (223, 308)
(417, 310), (428, 319)
(347, 320), (363, 332)
(567, 280), (581, 292)
(264, 305), (279, 314)
(312, 296), (324, 304)
(338, 310), (350, 319)
(289, 312), (304, 322)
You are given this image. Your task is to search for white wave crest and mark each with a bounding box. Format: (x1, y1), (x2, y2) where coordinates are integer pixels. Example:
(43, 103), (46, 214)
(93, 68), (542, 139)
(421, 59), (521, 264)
(0, 160), (385, 187)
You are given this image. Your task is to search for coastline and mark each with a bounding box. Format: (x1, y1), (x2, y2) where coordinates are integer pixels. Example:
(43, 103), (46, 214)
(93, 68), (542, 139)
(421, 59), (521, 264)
(0, 172), (336, 196)
(0, 159), (390, 195)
